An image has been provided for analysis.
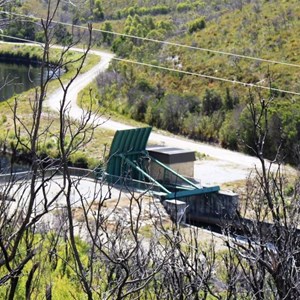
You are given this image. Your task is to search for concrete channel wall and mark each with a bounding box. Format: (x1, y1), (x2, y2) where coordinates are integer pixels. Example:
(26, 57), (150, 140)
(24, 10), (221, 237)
(0, 167), (97, 183)
(164, 190), (239, 225)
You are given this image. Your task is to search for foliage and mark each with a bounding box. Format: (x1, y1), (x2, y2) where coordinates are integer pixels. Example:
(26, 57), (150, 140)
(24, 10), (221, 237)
(112, 13), (172, 57)
(69, 151), (89, 168)
(187, 16), (206, 33)
(115, 4), (170, 19)
(54, 23), (73, 45)
(219, 110), (239, 149)
(201, 89), (222, 115)
(2, 18), (36, 41)
(176, 2), (193, 13)
(92, 0), (104, 21)
(237, 95), (300, 163)
(100, 21), (113, 45)
(0, 234), (89, 299)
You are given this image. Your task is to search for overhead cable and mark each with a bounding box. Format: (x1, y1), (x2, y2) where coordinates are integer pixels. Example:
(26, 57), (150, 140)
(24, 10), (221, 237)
(1, 33), (300, 96)
(2, 10), (300, 69)
(0, 34), (43, 45)
(113, 57), (300, 96)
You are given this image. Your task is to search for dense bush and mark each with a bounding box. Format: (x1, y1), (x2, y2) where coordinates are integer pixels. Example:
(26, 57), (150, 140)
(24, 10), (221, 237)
(70, 151), (89, 168)
(116, 5), (170, 19)
(92, 0), (104, 20)
(2, 18), (36, 42)
(187, 17), (206, 33)
(176, 2), (193, 13)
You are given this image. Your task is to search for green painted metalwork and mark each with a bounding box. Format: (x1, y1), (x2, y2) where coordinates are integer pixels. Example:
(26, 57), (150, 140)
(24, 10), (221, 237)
(149, 156), (201, 189)
(105, 127), (220, 200)
(165, 185), (220, 200)
(121, 155), (171, 194)
(106, 127), (152, 179)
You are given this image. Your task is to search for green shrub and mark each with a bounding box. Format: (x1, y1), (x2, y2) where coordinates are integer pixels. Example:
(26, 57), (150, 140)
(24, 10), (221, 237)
(70, 151), (89, 168)
(187, 17), (206, 33)
(176, 3), (192, 13)
(1, 114), (7, 124)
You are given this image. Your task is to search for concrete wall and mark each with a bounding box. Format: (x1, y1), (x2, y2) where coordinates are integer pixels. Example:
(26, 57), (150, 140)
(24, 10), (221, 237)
(149, 161), (195, 182)
(163, 199), (187, 224)
(183, 190), (239, 224)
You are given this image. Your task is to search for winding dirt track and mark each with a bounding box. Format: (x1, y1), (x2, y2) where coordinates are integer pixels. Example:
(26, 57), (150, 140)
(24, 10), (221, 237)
(45, 48), (270, 184)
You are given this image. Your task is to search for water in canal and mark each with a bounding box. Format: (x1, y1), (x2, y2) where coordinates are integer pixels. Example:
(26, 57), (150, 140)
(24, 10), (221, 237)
(0, 59), (43, 101)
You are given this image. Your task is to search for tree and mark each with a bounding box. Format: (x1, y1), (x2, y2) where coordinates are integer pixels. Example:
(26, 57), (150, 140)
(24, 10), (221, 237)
(54, 23), (73, 45)
(92, 0), (104, 21)
(2, 18), (36, 41)
(202, 88), (223, 115)
(187, 17), (206, 33)
(221, 88), (300, 299)
(101, 21), (113, 46)
(224, 87), (234, 110)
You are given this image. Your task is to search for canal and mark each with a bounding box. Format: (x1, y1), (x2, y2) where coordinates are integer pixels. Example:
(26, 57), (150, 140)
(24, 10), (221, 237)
(0, 59), (43, 101)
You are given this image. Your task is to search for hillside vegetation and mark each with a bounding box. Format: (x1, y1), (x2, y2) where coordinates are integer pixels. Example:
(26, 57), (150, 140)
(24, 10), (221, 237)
(1, 0), (300, 164)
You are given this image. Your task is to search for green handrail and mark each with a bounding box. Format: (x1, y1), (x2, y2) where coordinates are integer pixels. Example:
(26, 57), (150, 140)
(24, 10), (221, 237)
(149, 156), (201, 189)
(121, 154), (171, 194)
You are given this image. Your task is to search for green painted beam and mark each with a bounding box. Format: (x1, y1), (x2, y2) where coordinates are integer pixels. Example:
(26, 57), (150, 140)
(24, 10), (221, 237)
(149, 156), (201, 189)
(165, 185), (220, 200)
(121, 155), (171, 194)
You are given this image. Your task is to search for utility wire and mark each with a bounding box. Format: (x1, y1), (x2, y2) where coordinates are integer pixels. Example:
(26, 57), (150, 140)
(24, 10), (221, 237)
(2, 10), (300, 69)
(0, 34), (44, 45)
(113, 57), (300, 96)
(1, 34), (300, 96)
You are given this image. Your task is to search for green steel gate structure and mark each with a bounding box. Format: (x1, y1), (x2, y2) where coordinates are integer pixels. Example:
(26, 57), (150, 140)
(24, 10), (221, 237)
(105, 127), (219, 200)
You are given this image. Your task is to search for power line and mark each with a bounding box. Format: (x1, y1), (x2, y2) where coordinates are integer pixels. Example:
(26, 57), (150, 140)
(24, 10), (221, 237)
(0, 34), (43, 45)
(1, 32), (300, 96)
(113, 57), (300, 96)
(2, 10), (300, 69)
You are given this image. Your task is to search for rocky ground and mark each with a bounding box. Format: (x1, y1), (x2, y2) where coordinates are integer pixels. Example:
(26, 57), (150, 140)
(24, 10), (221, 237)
(3, 175), (226, 250)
